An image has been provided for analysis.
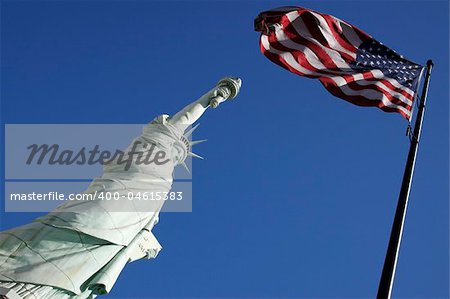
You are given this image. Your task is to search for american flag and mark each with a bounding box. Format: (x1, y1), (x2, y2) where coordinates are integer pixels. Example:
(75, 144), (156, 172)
(254, 6), (424, 120)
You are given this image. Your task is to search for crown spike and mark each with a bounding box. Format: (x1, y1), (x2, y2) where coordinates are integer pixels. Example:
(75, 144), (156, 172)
(184, 123), (200, 138)
(180, 161), (191, 174)
(188, 152), (204, 160)
(190, 139), (207, 146)
(184, 124), (200, 138)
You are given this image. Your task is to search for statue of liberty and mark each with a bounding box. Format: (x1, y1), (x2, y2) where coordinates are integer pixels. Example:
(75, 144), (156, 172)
(0, 77), (242, 299)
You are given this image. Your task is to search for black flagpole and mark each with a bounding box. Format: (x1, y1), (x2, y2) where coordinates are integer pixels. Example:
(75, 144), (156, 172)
(377, 59), (434, 299)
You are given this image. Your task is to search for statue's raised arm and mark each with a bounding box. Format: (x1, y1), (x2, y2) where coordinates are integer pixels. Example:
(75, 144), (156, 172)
(169, 77), (242, 129)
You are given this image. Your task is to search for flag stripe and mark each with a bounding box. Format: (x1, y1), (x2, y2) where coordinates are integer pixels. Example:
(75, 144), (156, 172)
(308, 11), (358, 59)
(319, 77), (411, 119)
(285, 12), (354, 68)
(321, 15), (360, 54)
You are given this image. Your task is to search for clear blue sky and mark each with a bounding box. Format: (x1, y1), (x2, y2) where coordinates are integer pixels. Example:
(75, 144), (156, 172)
(1, 1), (448, 298)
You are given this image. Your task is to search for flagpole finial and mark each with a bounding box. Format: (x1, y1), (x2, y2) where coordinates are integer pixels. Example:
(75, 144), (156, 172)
(426, 59), (434, 68)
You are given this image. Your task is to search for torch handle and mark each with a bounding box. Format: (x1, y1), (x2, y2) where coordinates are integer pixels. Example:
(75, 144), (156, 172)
(209, 94), (227, 109)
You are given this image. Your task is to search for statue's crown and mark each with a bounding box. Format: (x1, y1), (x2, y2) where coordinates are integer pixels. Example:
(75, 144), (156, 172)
(173, 124), (206, 173)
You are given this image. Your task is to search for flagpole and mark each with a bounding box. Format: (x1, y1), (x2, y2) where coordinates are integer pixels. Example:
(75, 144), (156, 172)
(376, 59), (434, 299)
